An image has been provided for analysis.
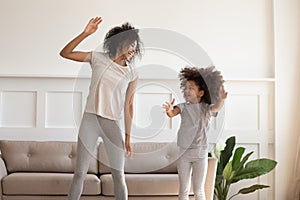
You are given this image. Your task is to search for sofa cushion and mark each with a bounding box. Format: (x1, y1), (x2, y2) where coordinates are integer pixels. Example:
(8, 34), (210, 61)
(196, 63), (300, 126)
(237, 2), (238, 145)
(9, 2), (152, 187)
(99, 142), (179, 174)
(2, 197), (179, 200)
(2, 172), (101, 195)
(0, 140), (98, 174)
(2, 197), (104, 200)
(101, 174), (179, 196)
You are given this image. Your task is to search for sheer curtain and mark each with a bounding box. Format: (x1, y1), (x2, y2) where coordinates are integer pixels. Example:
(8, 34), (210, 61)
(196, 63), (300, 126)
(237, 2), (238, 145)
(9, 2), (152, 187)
(289, 135), (300, 200)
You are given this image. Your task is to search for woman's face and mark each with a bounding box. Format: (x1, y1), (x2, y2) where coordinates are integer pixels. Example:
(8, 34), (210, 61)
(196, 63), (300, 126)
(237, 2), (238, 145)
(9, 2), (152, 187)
(184, 80), (204, 103)
(117, 41), (137, 61)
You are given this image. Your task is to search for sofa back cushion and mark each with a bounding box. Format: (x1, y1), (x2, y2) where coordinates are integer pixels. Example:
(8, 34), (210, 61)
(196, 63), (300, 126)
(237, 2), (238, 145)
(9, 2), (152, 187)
(99, 142), (179, 174)
(0, 140), (98, 174)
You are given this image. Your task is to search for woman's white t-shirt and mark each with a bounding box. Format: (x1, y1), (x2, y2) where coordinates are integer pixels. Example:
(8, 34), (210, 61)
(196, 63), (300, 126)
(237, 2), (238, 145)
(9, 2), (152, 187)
(85, 52), (138, 120)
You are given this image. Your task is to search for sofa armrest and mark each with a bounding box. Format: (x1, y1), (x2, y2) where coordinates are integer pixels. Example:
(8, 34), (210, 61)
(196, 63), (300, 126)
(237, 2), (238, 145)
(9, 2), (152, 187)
(0, 156), (8, 198)
(0, 156), (7, 178)
(206, 158), (218, 200)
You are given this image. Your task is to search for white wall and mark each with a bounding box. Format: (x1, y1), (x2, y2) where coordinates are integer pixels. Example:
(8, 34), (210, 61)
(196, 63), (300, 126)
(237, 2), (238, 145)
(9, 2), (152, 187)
(0, 0), (299, 199)
(0, 0), (273, 79)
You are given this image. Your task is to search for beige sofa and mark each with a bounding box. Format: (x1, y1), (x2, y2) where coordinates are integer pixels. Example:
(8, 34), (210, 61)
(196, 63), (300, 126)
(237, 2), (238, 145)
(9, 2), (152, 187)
(0, 140), (217, 200)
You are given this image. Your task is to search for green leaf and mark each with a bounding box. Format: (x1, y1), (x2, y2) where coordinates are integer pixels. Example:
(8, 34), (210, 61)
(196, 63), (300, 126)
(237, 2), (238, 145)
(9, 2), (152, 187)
(223, 161), (234, 181)
(245, 158), (277, 171)
(232, 147), (245, 170)
(236, 151), (253, 169)
(218, 136), (235, 175)
(232, 167), (263, 182)
(229, 151), (253, 183)
(239, 151), (253, 166)
(215, 174), (223, 185)
(238, 184), (270, 194)
(232, 159), (277, 182)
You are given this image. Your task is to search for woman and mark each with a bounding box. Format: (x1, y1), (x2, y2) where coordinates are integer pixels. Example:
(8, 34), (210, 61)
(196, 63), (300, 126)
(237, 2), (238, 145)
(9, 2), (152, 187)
(60, 16), (143, 200)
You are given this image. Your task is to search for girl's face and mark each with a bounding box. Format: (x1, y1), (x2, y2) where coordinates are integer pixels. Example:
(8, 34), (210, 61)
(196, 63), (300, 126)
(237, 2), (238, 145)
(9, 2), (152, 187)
(184, 80), (204, 103)
(116, 40), (137, 62)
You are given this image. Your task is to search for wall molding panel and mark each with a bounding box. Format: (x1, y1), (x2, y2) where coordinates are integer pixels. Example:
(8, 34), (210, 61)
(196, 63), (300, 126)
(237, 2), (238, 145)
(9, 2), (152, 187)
(0, 76), (90, 141)
(0, 90), (37, 128)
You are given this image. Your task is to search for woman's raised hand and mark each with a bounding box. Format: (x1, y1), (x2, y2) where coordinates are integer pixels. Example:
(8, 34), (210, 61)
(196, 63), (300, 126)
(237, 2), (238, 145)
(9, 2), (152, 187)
(83, 17), (103, 35)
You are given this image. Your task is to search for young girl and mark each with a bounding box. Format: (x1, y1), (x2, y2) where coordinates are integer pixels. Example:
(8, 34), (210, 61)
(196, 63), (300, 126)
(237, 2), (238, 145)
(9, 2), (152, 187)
(163, 66), (227, 200)
(60, 17), (143, 200)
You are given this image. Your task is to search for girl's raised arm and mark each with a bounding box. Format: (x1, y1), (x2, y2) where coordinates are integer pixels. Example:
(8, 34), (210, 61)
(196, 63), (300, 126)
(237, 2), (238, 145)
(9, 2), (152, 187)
(211, 86), (228, 113)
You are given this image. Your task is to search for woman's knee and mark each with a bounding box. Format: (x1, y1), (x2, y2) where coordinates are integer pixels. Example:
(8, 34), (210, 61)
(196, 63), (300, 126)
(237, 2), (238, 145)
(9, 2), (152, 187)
(73, 170), (87, 181)
(111, 168), (124, 177)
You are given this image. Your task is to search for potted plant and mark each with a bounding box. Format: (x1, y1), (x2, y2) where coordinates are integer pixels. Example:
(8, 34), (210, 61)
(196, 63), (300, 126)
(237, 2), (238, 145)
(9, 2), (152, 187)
(213, 136), (277, 200)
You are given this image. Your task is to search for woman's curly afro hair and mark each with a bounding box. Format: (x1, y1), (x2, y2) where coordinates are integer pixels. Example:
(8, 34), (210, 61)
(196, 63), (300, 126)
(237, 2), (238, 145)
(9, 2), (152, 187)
(179, 65), (224, 105)
(103, 22), (143, 60)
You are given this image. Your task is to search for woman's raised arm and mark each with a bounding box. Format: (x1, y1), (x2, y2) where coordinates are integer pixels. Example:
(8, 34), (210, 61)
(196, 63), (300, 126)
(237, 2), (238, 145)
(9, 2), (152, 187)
(60, 17), (102, 62)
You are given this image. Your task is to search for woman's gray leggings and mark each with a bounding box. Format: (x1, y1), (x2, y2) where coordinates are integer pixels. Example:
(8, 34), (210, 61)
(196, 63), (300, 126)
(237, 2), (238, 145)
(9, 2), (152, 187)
(68, 112), (127, 200)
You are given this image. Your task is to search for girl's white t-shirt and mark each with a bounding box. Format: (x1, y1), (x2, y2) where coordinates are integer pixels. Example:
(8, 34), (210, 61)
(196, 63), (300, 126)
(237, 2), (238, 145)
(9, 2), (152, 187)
(85, 52), (138, 120)
(175, 102), (217, 149)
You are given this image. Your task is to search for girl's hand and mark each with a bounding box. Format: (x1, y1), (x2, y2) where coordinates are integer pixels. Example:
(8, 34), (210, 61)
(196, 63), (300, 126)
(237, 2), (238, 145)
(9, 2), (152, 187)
(162, 98), (180, 118)
(162, 98), (175, 113)
(219, 86), (228, 100)
(83, 17), (102, 35)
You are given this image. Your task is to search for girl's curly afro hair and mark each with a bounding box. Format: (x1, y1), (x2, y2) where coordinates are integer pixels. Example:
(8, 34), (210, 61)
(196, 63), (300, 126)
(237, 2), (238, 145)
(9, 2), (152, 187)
(179, 65), (224, 105)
